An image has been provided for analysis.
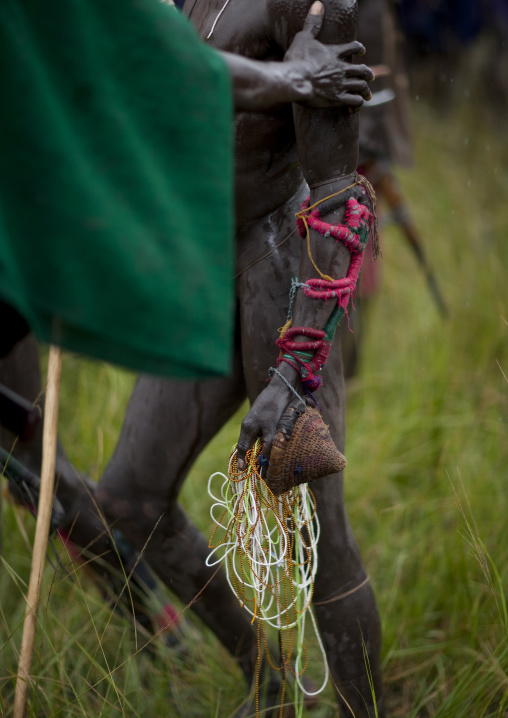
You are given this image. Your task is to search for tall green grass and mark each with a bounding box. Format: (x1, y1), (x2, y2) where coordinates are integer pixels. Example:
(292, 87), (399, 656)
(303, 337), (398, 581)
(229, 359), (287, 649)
(346, 101), (508, 717)
(1, 101), (507, 716)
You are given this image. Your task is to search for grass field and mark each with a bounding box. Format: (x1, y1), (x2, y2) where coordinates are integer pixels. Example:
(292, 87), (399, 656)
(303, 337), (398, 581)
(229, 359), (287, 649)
(1, 99), (507, 717)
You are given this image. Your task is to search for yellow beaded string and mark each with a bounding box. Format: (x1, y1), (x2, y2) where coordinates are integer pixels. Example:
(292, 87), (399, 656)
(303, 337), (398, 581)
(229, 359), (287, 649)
(207, 441), (328, 716)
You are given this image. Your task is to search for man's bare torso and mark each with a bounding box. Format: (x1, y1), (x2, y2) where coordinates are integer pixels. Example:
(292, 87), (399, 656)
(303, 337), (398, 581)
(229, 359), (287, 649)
(184, 0), (305, 226)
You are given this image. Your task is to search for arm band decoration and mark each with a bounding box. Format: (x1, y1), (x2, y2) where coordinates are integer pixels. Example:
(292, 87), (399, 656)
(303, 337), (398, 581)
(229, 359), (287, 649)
(274, 176), (377, 392)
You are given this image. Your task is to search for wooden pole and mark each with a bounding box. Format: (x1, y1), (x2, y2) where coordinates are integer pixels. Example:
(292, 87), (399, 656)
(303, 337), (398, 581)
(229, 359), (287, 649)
(14, 345), (62, 718)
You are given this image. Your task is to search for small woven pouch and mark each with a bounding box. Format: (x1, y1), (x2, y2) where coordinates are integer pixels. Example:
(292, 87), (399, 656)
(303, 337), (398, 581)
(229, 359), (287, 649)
(265, 398), (347, 496)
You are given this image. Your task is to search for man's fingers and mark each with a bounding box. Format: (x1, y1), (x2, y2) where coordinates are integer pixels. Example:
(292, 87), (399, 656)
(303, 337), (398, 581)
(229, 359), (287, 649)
(261, 433), (275, 469)
(341, 93), (364, 109)
(237, 415), (261, 470)
(337, 40), (366, 59)
(342, 79), (373, 100)
(345, 63), (375, 83)
(237, 423), (274, 473)
(301, 0), (325, 39)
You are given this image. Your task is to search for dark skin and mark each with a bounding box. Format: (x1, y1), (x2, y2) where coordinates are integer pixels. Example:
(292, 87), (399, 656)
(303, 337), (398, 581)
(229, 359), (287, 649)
(0, 3), (384, 716)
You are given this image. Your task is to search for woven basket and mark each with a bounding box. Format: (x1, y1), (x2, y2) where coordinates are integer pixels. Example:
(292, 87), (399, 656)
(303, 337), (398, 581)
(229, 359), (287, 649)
(265, 398), (346, 496)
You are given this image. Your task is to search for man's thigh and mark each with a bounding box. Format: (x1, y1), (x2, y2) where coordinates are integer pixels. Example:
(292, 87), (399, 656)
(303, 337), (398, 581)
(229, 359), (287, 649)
(98, 352), (246, 513)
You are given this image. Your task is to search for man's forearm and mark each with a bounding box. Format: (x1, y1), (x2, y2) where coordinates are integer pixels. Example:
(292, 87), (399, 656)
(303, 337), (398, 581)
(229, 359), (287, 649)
(221, 52), (314, 111)
(270, 174), (360, 392)
(287, 104), (360, 339)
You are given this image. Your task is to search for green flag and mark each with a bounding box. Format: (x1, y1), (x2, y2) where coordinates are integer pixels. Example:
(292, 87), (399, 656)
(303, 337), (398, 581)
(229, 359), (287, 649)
(0, 0), (234, 378)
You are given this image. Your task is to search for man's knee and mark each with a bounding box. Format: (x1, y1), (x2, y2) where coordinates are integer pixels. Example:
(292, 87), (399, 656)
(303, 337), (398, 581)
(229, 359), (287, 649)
(96, 485), (184, 545)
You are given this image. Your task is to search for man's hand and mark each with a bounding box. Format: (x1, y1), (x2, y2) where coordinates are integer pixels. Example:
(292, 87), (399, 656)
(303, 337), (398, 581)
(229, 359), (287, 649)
(285, 1), (373, 108)
(236, 363), (300, 471)
(220, 1), (373, 112)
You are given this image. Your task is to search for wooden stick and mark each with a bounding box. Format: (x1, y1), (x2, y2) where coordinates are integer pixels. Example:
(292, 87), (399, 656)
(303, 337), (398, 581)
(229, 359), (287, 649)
(14, 345), (62, 718)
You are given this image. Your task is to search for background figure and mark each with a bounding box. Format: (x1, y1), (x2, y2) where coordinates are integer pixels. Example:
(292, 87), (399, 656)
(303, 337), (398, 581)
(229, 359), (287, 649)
(397, 0), (482, 108)
(340, 0), (413, 378)
(396, 0), (508, 117)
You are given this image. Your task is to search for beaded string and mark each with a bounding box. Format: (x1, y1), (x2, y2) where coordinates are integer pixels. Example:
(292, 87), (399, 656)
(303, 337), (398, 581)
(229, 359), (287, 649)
(206, 441), (328, 716)
(206, 0), (232, 38)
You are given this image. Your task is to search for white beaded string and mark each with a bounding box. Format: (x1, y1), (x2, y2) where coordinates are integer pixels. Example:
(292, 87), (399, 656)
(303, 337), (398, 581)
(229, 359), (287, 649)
(207, 0), (232, 39)
(206, 446), (329, 696)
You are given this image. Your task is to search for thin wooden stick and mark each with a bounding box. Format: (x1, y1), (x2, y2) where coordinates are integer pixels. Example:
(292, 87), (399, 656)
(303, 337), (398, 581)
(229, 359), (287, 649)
(14, 345), (62, 718)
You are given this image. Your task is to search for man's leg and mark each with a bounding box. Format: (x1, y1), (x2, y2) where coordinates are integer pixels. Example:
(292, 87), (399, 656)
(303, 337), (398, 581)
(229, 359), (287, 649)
(311, 359), (384, 718)
(0, 337), (172, 631)
(95, 348), (271, 683)
(0, 334), (106, 550)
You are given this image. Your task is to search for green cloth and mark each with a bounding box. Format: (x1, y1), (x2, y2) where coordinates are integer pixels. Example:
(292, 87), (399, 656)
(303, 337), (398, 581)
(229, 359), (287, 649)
(0, 0), (234, 378)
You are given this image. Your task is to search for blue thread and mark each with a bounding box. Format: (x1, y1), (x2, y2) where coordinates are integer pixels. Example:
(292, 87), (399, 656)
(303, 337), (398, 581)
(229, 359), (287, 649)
(304, 386), (322, 411)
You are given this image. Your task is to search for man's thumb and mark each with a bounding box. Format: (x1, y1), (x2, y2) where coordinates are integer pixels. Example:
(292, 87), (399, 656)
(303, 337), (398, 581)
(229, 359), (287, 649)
(301, 1), (324, 38)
